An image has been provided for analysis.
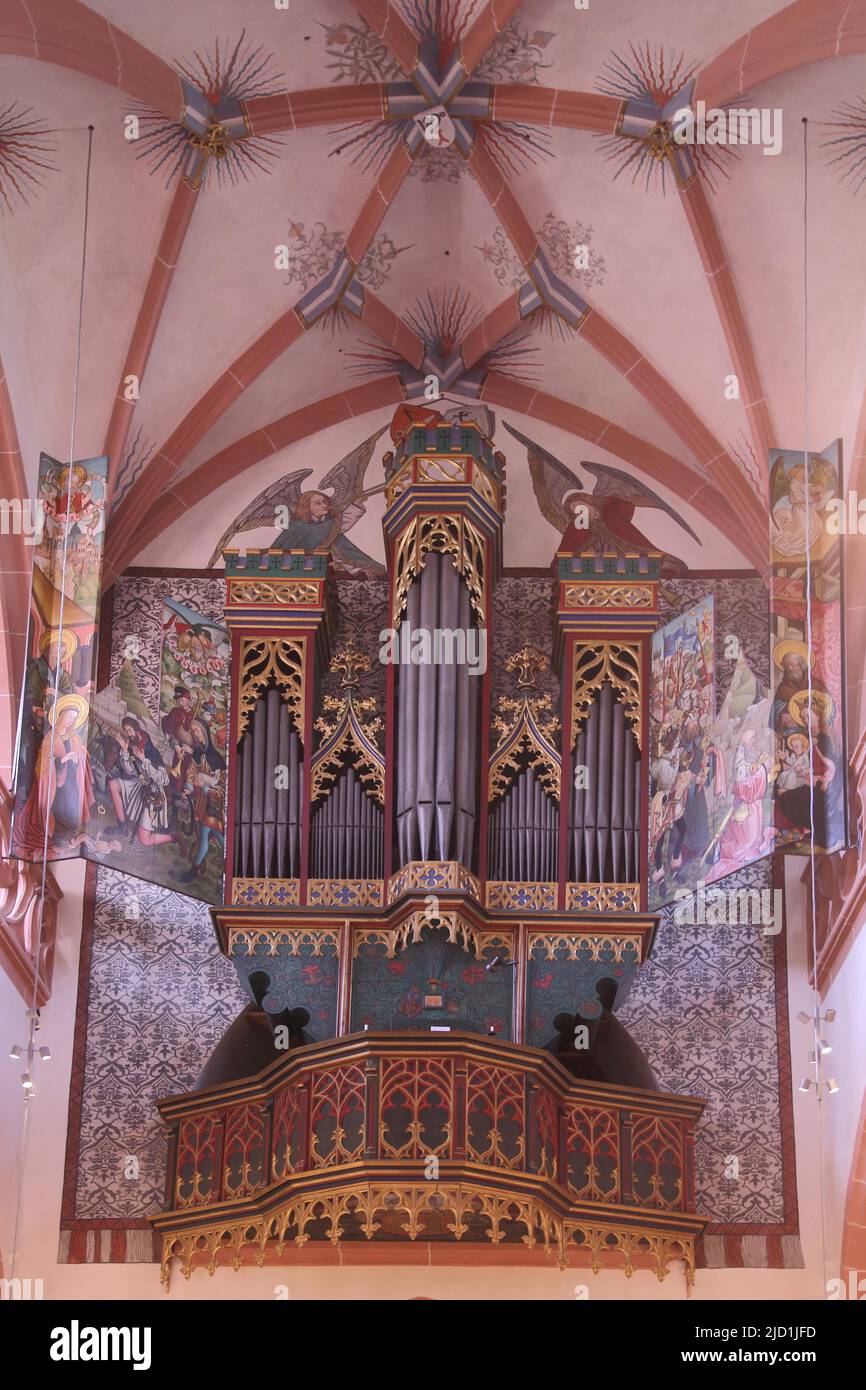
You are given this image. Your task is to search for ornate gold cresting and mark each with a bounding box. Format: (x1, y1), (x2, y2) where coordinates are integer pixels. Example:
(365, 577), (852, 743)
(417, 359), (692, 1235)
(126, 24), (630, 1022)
(237, 637), (305, 739)
(489, 646), (561, 801)
(570, 641), (642, 750)
(311, 641), (385, 805)
(391, 513), (486, 626)
(566, 883), (640, 913)
(563, 584), (653, 609)
(230, 580), (320, 606)
(352, 912), (512, 961)
(158, 1186), (696, 1289)
(528, 931), (642, 965)
(228, 926), (340, 957)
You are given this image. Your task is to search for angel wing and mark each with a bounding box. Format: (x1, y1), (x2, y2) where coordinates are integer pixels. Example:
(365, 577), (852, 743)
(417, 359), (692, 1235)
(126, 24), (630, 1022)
(503, 422), (584, 533)
(207, 468), (312, 568)
(579, 460), (701, 544)
(318, 426), (388, 541)
(442, 402), (497, 440)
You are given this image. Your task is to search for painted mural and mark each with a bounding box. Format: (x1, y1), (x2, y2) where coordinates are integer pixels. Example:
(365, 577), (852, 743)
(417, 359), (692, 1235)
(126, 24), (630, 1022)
(507, 423), (700, 573)
(648, 597), (715, 910)
(81, 597), (230, 905)
(11, 453), (108, 862)
(207, 425), (387, 574)
(768, 442), (847, 853)
(703, 655), (780, 884)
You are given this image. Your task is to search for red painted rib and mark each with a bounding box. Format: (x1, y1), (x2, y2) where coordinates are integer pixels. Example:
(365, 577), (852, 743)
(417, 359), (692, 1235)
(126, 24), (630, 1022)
(104, 179), (200, 506)
(0, 0), (182, 117)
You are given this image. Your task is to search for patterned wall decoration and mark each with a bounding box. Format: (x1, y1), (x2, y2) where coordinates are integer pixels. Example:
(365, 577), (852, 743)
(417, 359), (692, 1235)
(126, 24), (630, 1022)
(321, 579), (388, 709)
(619, 856), (800, 1266)
(60, 867), (245, 1260)
(490, 576), (561, 714)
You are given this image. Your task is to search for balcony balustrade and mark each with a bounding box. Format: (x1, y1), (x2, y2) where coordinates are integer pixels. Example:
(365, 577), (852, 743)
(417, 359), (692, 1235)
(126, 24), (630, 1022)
(153, 1030), (705, 1288)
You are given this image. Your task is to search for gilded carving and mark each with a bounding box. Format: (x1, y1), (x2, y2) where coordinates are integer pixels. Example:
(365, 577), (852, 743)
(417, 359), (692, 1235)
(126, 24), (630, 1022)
(563, 584), (653, 609)
(565, 882), (640, 913)
(570, 641), (642, 750)
(230, 878), (300, 907)
(230, 580), (320, 606)
(238, 636), (305, 740)
(391, 513), (486, 626)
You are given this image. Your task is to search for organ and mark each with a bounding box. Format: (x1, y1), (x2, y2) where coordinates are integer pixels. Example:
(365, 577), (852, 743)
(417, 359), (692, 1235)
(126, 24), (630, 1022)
(154, 407), (706, 1286)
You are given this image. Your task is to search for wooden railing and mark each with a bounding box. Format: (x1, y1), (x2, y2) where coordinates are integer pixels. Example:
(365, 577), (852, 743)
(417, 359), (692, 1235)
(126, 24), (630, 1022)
(153, 1031), (705, 1287)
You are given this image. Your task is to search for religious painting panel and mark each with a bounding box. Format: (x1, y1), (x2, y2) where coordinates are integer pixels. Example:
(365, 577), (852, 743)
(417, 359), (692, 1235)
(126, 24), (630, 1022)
(768, 441), (847, 853)
(81, 594), (230, 904)
(647, 596), (715, 910)
(11, 453), (108, 862)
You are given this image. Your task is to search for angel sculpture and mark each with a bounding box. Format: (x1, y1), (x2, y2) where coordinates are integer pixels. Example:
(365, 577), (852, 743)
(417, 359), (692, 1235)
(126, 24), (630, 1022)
(207, 426), (388, 575)
(504, 423), (700, 576)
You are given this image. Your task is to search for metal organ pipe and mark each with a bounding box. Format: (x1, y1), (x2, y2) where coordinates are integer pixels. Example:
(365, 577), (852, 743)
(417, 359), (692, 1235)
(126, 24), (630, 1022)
(311, 763), (383, 879)
(487, 761), (559, 883)
(233, 683), (303, 879)
(394, 557), (480, 869)
(569, 684), (640, 883)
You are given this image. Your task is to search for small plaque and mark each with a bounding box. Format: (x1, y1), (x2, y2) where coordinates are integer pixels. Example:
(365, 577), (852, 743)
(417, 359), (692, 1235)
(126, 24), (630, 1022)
(423, 994), (443, 1009)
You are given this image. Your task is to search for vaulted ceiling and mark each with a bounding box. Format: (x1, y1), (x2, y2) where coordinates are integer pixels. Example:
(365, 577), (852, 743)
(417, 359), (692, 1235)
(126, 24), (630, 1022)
(2, 0), (866, 597)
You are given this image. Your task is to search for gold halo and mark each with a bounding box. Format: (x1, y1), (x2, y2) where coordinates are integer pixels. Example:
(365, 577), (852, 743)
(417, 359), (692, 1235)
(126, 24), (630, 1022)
(48, 694), (89, 731)
(787, 689), (834, 728)
(39, 628), (78, 660)
(58, 463), (87, 489)
(772, 638), (814, 671)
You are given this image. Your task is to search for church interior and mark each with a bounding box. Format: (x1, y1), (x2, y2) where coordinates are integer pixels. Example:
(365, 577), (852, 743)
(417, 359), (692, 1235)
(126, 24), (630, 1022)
(2, 0), (866, 1315)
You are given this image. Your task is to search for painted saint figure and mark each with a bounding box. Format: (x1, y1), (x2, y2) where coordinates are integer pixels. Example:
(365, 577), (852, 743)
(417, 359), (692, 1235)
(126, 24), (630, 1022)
(107, 717), (180, 850)
(704, 728), (777, 883)
(16, 628), (78, 804)
(14, 695), (95, 856)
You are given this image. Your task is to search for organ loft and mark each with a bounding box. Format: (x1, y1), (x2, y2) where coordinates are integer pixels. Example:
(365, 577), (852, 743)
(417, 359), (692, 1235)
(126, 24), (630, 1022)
(152, 404), (705, 1286)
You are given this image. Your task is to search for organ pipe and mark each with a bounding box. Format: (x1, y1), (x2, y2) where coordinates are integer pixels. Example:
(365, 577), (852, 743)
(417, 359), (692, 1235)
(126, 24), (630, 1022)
(570, 682), (641, 883)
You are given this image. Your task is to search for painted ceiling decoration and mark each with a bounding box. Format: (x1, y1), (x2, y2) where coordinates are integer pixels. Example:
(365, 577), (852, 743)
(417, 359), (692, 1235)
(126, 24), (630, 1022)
(0, 99), (56, 211)
(132, 31), (286, 190)
(4, 0), (866, 1303)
